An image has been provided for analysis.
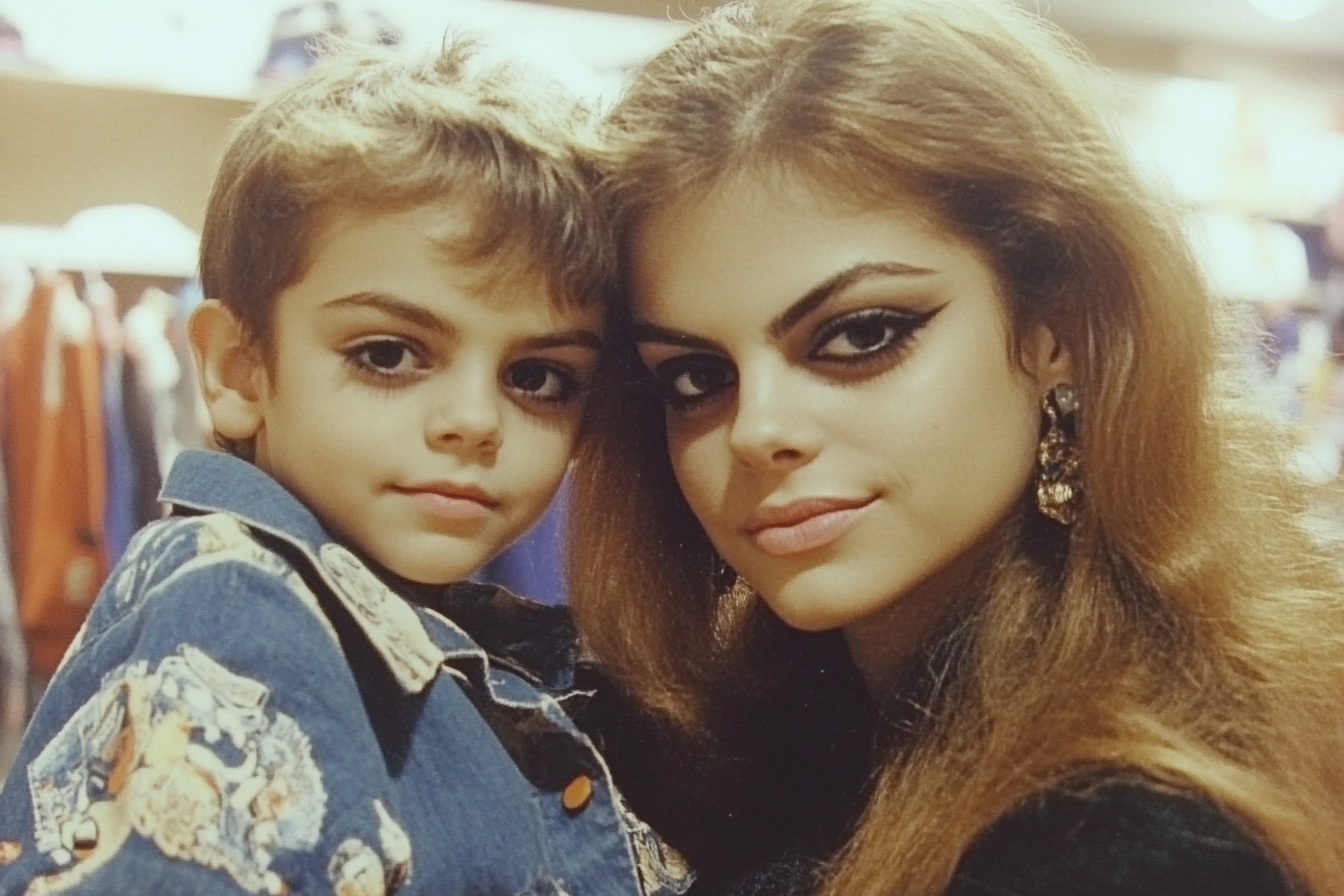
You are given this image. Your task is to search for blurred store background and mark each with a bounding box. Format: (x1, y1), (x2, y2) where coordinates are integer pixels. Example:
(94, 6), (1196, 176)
(0, 0), (1342, 760)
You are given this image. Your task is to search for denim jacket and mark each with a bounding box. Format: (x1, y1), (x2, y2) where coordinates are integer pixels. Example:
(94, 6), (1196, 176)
(0, 450), (692, 896)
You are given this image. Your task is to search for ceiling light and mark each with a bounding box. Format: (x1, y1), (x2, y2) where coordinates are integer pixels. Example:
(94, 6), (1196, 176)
(1247, 0), (1329, 22)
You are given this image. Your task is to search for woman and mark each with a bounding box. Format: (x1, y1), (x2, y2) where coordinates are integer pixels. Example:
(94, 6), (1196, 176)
(568, 0), (1344, 893)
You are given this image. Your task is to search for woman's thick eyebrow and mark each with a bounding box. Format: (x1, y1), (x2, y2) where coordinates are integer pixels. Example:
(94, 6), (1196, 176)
(632, 260), (935, 351)
(632, 324), (723, 352)
(520, 330), (604, 352)
(767, 261), (936, 339)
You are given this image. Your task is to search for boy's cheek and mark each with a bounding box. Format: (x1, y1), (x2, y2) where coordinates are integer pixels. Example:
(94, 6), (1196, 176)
(506, 427), (578, 505)
(520, 438), (576, 494)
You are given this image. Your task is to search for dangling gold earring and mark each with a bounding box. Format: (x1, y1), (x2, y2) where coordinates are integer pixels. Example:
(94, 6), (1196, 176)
(1035, 383), (1082, 525)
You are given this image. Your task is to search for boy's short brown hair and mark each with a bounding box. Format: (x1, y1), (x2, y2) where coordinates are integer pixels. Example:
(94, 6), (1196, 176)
(199, 36), (613, 349)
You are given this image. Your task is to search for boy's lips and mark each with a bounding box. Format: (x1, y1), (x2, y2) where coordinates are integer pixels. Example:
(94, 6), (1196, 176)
(743, 496), (877, 557)
(393, 482), (500, 523)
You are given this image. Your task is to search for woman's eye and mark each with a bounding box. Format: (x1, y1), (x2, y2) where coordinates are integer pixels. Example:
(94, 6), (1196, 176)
(810, 307), (938, 362)
(505, 360), (579, 403)
(348, 338), (424, 378)
(652, 355), (737, 408)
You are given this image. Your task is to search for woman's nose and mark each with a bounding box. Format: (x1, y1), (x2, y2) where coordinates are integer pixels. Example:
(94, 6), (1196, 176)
(727, 366), (819, 472)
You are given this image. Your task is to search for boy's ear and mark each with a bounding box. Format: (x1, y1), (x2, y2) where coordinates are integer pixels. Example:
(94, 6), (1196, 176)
(188, 299), (267, 443)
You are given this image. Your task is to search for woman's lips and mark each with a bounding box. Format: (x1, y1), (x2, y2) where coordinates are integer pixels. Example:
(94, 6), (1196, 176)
(744, 497), (876, 557)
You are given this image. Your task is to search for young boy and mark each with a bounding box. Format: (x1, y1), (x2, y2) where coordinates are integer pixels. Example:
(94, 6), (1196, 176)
(0, 39), (689, 896)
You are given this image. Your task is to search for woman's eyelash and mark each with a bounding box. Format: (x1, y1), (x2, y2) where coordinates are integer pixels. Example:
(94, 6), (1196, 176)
(645, 305), (944, 412)
(649, 355), (737, 411)
(808, 305), (943, 363)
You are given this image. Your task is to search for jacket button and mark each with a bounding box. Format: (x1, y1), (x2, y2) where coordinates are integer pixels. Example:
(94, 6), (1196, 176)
(71, 818), (99, 858)
(562, 774), (594, 813)
(0, 841), (20, 864)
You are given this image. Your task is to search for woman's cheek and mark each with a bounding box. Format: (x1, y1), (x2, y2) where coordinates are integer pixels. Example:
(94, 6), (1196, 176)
(670, 431), (728, 518)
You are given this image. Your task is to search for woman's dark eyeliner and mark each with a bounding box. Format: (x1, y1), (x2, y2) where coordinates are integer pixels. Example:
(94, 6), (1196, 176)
(650, 353), (736, 411)
(808, 305), (944, 364)
(647, 305), (943, 410)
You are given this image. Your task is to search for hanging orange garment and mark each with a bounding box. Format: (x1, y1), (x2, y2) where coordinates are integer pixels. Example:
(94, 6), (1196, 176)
(1, 275), (107, 676)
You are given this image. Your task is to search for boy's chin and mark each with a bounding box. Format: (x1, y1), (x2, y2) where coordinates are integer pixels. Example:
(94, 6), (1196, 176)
(360, 542), (492, 588)
(385, 558), (481, 587)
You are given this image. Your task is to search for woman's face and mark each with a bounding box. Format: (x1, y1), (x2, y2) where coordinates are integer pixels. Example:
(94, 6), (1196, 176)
(630, 172), (1071, 655)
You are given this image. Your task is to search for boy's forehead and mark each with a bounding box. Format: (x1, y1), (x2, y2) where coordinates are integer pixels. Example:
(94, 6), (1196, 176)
(292, 202), (603, 336)
(453, 257), (587, 319)
(433, 235), (603, 328)
(406, 202), (591, 306)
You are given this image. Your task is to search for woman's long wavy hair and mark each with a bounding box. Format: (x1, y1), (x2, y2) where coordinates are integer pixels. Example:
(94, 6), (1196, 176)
(569, 0), (1344, 891)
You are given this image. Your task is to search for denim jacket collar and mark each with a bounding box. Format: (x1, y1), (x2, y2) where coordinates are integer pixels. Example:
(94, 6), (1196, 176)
(160, 449), (577, 700)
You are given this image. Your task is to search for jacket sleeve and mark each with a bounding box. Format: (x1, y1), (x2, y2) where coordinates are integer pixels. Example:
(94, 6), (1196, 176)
(945, 780), (1291, 896)
(0, 541), (405, 896)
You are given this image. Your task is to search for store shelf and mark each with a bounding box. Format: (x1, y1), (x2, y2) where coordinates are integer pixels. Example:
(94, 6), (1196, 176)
(0, 73), (251, 234)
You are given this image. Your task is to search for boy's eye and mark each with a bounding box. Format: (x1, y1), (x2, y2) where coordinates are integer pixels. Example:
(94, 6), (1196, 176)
(364, 340), (413, 371)
(651, 355), (737, 409)
(505, 360), (580, 403)
(809, 307), (941, 363)
(346, 337), (428, 381)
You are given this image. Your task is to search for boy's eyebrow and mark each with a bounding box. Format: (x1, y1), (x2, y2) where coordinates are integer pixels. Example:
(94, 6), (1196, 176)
(767, 261), (936, 339)
(322, 293), (449, 333)
(319, 292), (602, 351)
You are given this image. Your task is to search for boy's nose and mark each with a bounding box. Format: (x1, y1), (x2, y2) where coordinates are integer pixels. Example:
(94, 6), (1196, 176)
(426, 369), (502, 454)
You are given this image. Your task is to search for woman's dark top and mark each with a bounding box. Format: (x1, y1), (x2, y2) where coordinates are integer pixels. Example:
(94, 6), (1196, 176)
(946, 779), (1290, 896)
(684, 778), (1292, 896)
(576, 625), (1291, 896)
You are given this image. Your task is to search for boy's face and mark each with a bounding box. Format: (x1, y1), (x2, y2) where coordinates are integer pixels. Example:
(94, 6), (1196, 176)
(250, 205), (602, 584)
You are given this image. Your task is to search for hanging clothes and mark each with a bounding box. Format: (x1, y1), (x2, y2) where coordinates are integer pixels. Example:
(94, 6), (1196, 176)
(0, 446), (28, 760)
(86, 275), (139, 567)
(123, 289), (181, 469)
(168, 279), (209, 460)
(1, 274), (108, 677)
(0, 268), (30, 761)
(121, 351), (165, 528)
(122, 287), (183, 522)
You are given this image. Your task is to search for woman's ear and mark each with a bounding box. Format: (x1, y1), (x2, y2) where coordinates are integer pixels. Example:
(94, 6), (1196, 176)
(188, 299), (267, 444)
(1023, 321), (1073, 387)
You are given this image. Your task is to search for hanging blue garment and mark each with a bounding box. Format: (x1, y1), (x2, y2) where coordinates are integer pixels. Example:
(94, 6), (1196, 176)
(99, 347), (138, 566)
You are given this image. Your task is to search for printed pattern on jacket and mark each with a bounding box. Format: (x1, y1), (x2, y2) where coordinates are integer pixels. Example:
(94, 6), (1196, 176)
(0, 449), (693, 896)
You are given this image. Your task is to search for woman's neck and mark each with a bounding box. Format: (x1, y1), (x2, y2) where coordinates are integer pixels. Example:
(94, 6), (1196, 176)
(843, 550), (984, 696)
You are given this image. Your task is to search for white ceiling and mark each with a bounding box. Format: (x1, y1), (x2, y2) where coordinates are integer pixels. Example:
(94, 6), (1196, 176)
(556, 0), (1344, 63)
(2, 0), (1337, 97)
(1033, 0), (1344, 62)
